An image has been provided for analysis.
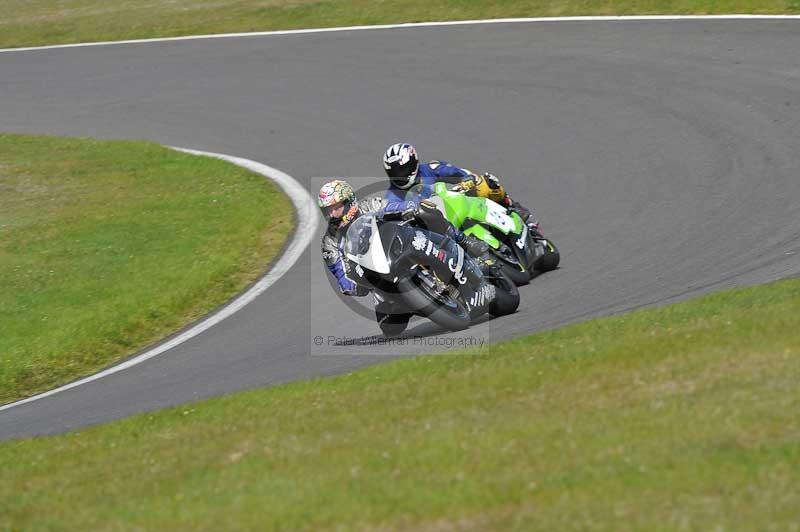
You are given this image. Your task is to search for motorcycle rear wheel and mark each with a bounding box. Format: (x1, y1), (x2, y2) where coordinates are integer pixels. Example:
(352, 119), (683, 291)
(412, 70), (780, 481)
(533, 238), (560, 273)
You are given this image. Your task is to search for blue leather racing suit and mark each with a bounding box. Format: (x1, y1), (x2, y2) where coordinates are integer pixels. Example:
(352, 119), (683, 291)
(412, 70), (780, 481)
(384, 160), (471, 202)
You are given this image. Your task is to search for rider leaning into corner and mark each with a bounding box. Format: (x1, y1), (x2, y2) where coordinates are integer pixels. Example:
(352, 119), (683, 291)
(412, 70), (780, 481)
(382, 142), (543, 234)
(319, 179), (490, 336)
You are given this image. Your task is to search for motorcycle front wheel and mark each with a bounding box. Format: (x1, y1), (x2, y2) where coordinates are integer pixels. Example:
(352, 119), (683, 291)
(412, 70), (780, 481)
(488, 247), (530, 286)
(486, 269), (520, 317)
(397, 273), (470, 332)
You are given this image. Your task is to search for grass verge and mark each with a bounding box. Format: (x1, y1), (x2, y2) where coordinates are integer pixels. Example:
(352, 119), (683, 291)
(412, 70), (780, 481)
(0, 134), (292, 403)
(1, 278), (798, 530)
(1, 0), (799, 49)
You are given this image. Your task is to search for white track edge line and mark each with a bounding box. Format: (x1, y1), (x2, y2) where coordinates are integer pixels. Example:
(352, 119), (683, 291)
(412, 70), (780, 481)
(0, 148), (319, 412)
(0, 15), (798, 53)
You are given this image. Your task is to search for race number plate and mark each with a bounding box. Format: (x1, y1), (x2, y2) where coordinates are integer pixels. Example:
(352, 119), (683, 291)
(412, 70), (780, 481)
(484, 201), (516, 233)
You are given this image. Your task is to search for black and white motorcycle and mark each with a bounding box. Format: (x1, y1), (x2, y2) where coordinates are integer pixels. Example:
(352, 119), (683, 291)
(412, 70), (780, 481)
(342, 213), (519, 335)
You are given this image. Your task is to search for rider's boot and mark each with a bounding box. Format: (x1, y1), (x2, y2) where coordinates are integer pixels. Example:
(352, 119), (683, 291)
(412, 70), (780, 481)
(453, 232), (489, 258)
(376, 311), (412, 337)
(504, 197), (543, 237)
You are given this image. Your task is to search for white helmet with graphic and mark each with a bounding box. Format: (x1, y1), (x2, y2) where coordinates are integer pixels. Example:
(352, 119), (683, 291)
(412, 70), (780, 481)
(383, 142), (419, 190)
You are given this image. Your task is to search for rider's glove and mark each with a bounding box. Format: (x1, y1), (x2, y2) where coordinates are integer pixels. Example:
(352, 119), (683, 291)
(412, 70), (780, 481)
(381, 200), (418, 221)
(459, 175), (478, 192)
(401, 202), (419, 221)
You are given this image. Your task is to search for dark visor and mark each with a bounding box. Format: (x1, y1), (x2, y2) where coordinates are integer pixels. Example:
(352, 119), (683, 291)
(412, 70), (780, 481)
(386, 159), (417, 178)
(322, 201), (346, 219)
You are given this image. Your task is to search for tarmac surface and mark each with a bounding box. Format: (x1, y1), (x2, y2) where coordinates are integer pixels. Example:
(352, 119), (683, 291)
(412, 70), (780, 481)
(1, 20), (799, 439)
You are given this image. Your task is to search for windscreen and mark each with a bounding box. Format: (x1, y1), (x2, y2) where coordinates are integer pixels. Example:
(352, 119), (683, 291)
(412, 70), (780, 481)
(344, 215), (390, 274)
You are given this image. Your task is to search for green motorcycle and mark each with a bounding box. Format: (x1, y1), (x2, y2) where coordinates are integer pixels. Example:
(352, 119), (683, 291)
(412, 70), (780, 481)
(429, 182), (560, 286)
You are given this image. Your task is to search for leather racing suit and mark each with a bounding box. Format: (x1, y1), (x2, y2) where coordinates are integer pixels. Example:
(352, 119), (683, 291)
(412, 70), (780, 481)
(384, 160), (536, 226)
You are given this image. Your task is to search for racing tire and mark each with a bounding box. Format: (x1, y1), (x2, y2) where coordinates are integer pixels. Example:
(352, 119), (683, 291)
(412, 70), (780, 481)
(397, 276), (471, 332)
(493, 254), (530, 286)
(486, 244), (530, 286)
(487, 270), (520, 317)
(533, 238), (560, 273)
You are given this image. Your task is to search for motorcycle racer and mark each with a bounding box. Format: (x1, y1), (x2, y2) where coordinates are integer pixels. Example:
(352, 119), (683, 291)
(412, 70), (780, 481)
(382, 142), (539, 231)
(318, 179), (489, 335)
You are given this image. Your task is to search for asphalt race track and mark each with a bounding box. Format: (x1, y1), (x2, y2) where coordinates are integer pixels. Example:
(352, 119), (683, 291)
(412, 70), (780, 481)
(1, 20), (799, 440)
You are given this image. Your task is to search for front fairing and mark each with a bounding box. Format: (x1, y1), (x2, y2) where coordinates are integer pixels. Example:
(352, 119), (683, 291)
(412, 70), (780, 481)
(344, 214), (492, 316)
(508, 218), (535, 269)
(433, 182), (534, 269)
(434, 181), (520, 236)
(344, 215), (393, 274)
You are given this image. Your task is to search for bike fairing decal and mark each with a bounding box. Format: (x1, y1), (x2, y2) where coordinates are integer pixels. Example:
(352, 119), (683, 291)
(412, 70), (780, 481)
(484, 200), (516, 233)
(516, 223), (528, 249)
(448, 245), (468, 285)
(414, 231), (462, 283)
(412, 230), (427, 251)
(468, 283), (496, 309)
(422, 238), (448, 264)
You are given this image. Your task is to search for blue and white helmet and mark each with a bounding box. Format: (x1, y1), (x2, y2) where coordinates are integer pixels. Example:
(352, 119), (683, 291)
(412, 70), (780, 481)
(383, 142), (419, 189)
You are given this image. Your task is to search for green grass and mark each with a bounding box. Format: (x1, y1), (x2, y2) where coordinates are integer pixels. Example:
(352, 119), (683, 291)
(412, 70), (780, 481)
(0, 134), (292, 403)
(2, 278), (798, 530)
(0, 0), (798, 49)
